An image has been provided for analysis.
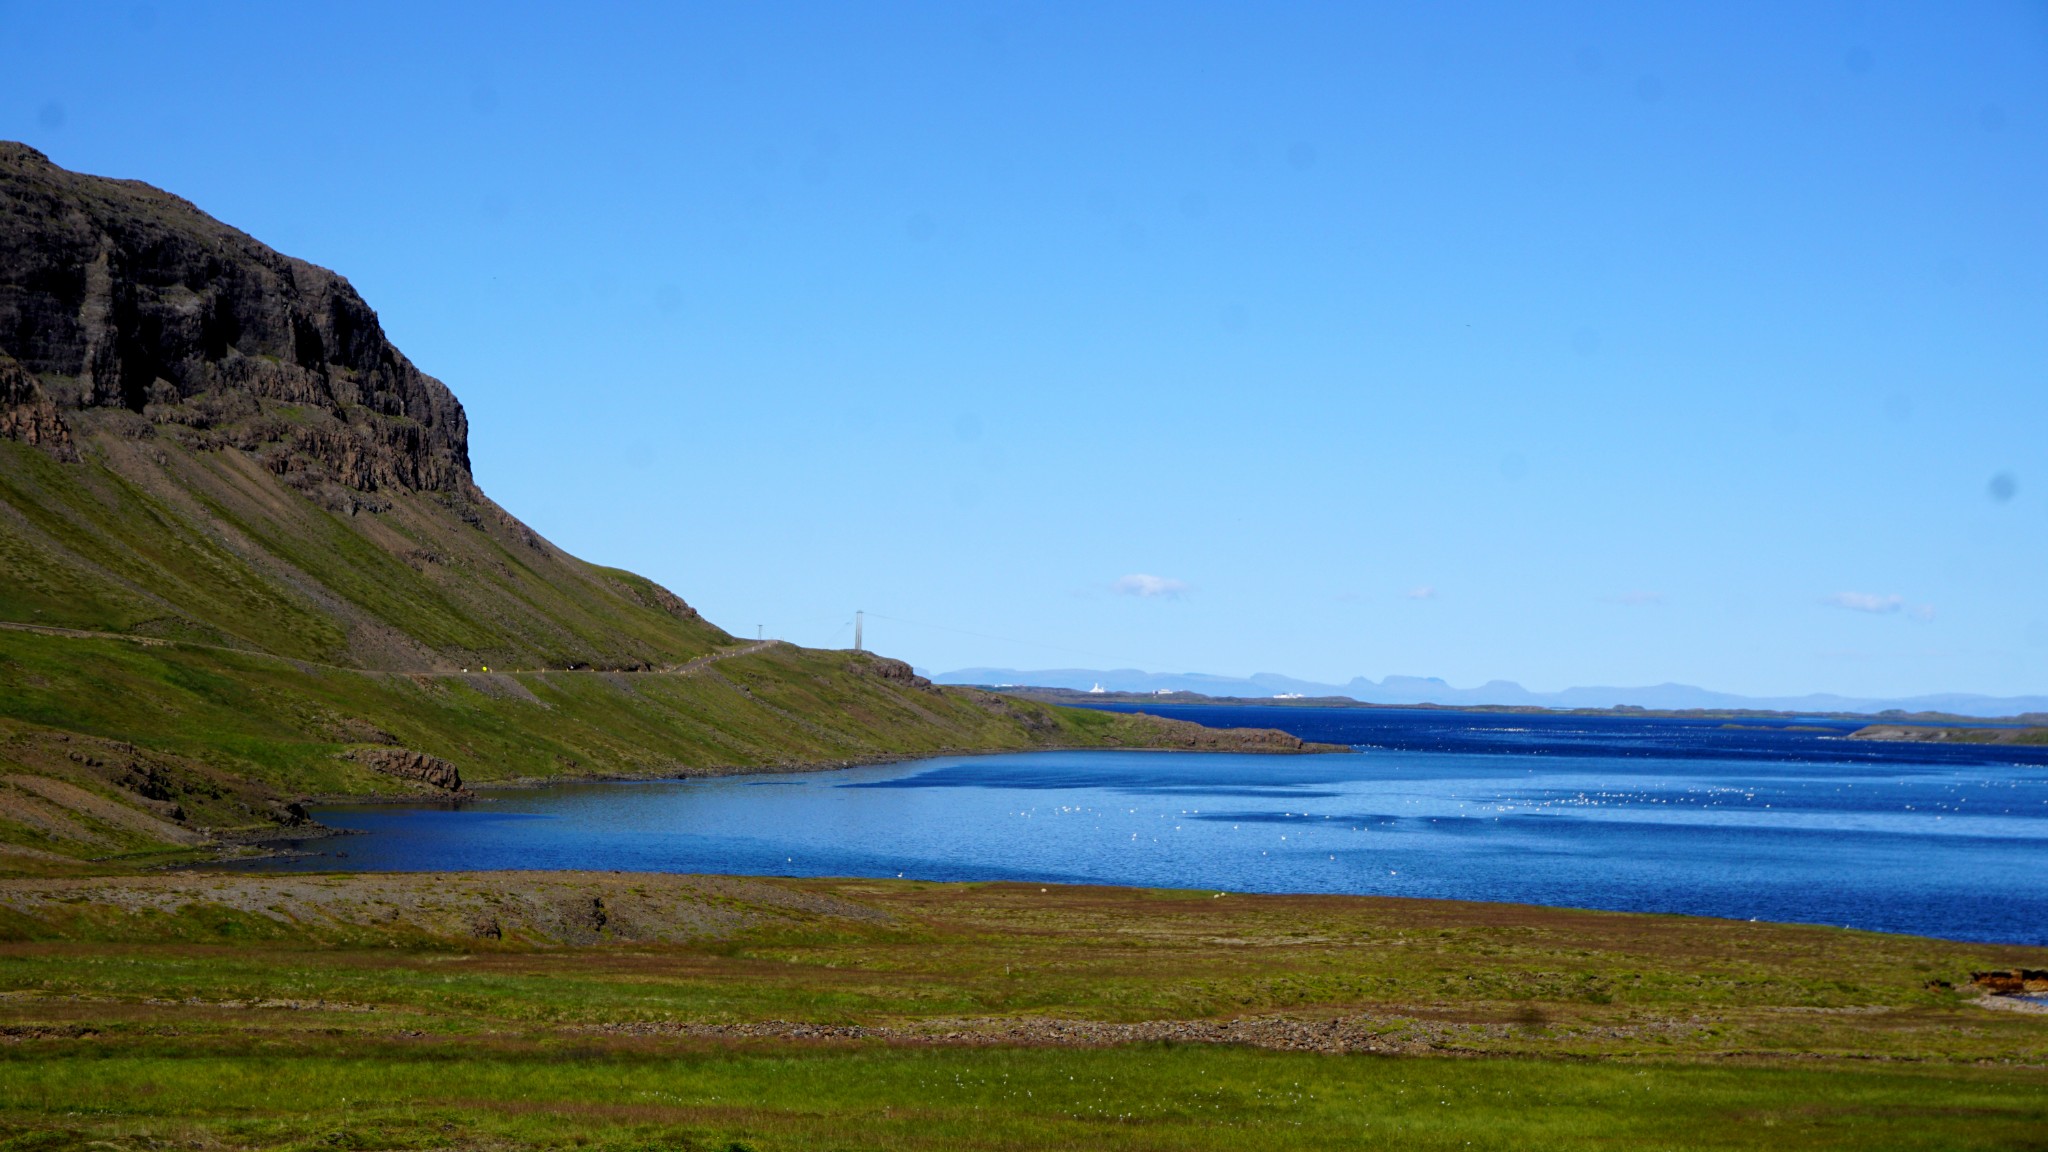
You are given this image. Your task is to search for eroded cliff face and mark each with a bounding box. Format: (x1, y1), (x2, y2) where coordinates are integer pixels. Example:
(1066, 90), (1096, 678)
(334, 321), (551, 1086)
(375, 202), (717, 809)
(0, 141), (468, 494)
(0, 143), (724, 671)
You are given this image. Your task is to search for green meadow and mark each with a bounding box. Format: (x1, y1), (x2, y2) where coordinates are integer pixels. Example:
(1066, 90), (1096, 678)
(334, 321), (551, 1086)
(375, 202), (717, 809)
(1, 872), (2042, 1150)
(7, 1045), (2042, 1152)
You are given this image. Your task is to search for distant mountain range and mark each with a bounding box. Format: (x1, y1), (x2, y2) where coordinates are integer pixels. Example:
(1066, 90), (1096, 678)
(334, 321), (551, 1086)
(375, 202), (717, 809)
(930, 667), (2048, 719)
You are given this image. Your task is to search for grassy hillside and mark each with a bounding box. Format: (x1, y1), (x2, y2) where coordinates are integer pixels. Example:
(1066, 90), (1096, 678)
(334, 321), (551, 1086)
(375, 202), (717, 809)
(0, 433), (733, 671)
(0, 872), (2042, 1149)
(0, 623), (1315, 870)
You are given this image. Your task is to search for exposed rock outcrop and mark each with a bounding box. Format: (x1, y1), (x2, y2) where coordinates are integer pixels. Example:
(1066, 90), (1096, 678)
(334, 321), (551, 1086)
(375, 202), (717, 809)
(347, 747), (464, 792)
(853, 655), (942, 694)
(1971, 969), (2048, 995)
(0, 351), (75, 459)
(0, 141), (468, 492)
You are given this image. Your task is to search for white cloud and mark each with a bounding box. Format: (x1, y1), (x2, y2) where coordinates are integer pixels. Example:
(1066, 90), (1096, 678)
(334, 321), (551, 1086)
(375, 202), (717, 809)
(1113, 573), (1190, 599)
(1406, 585), (1437, 600)
(1826, 591), (1904, 614)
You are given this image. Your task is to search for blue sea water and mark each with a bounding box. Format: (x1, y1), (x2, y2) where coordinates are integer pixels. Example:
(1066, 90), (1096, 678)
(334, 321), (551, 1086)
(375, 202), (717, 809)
(259, 707), (2048, 944)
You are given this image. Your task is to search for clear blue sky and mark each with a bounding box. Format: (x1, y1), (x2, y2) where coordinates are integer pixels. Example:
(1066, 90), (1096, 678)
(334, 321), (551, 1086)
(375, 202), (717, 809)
(5, 2), (2044, 697)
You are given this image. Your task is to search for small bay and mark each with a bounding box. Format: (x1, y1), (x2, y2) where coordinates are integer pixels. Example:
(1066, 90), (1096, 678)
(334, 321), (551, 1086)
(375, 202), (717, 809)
(262, 707), (2048, 945)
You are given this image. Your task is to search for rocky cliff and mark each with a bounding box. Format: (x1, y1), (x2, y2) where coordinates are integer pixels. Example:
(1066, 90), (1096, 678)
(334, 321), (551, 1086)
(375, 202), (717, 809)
(0, 142), (726, 671)
(0, 141), (466, 496)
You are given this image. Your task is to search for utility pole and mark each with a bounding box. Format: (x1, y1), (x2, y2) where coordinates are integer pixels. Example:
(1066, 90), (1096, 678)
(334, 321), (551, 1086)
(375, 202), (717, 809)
(757, 625), (763, 641)
(854, 610), (863, 652)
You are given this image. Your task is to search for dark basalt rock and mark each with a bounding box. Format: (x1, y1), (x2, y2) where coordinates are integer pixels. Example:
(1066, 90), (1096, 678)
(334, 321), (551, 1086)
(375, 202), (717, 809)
(0, 141), (468, 491)
(348, 747), (464, 791)
(854, 655), (942, 693)
(0, 350), (75, 459)
(1971, 969), (2048, 995)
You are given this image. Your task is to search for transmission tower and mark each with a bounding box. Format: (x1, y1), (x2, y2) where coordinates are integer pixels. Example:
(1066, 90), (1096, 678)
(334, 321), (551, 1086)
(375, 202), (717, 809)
(854, 610), (863, 652)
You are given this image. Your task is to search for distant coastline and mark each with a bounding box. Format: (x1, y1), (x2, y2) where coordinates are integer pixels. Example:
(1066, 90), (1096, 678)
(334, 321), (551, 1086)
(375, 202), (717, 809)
(936, 667), (2048, 721)
(984, 685), (2048, 736)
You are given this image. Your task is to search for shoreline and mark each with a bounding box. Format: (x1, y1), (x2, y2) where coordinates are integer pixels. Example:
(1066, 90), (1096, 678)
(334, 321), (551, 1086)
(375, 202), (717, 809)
(209, 741), (1354, 865)
(298, 736), (1350, 805)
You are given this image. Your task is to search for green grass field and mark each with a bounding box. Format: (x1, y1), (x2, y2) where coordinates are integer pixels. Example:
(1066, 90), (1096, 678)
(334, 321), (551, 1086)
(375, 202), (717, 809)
(2, 872), (2042, 1150)
(8, 1045), (2042, 1152)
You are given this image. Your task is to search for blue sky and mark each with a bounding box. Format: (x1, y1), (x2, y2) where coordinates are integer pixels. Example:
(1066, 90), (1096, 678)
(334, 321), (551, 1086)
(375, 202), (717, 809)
(5, 2), (2044, 697)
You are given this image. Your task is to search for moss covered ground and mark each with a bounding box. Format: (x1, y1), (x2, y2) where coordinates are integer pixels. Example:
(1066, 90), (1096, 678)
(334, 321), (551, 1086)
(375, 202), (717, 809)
(0, 872), (2043, 1150)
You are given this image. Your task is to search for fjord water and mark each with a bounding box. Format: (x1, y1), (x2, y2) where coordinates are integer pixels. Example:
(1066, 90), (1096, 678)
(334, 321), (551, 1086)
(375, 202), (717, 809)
(278, 707), (2048, 944)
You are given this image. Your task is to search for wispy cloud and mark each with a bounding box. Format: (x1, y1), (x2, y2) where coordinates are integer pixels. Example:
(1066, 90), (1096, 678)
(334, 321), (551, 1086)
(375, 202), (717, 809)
(1113, 573), (1190, 599)
(1826, 591), (1905, 614)
(1406, 585), (1437, 600)
(1824, 592), (1938, 620)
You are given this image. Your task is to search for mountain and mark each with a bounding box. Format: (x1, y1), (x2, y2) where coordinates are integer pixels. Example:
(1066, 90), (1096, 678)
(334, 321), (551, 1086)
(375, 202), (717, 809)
(934, 667), (2048, 719)
(0, 143), (1310, 871)
(0, 140), (723, 671)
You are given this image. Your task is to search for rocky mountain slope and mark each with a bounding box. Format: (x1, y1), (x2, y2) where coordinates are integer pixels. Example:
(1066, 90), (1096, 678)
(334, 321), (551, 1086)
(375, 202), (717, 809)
(0, 143), (1320, 870)
(0, 140), (725, 671)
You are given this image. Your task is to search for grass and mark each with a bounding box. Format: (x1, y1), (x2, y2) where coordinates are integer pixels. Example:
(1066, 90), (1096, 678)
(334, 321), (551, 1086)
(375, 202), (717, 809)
(0, 873), (2043, 1149)
(0, 432), (732, 670)
(0, 629), (1194, 793)
(4, 1046), (2043, 1151)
